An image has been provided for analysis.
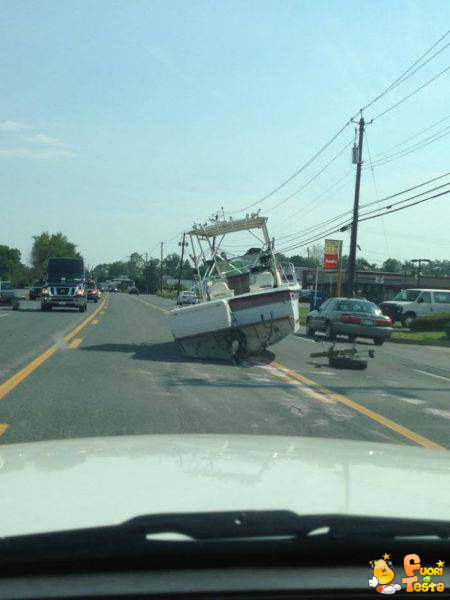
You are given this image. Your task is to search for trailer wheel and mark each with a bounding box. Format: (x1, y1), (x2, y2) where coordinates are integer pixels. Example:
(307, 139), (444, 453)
(329, 356), (367, 370)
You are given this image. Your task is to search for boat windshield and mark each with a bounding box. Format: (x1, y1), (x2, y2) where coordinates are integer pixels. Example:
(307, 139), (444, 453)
(214, 250), (266, 277)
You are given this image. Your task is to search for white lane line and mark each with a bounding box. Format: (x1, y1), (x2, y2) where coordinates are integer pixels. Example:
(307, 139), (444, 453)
(0, 314), (9, 318)
(423, 408), (450, 420)
(305, 371), (336, 376)
(294, 335), (315, 343)
(414, 369), (450, 382)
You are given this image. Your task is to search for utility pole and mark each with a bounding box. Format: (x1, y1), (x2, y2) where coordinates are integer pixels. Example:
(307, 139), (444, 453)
(411, 259), (431, 287)
(347, 115), (365, 297)
(160, 242), (164, 292)
(177, 233), (188, 296)
(145, 252), (148, 294)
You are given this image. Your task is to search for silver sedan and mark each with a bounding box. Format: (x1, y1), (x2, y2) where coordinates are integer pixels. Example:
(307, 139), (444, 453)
(306, 298), (393, 345)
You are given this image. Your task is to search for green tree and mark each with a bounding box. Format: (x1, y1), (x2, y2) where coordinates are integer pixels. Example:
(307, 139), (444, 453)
(309, 243), (324, 268)
(0, 245), (22, 281)
(382, 258), (402, 272)
(92, 263), (110, 282)
(31, 232), (80, 277)
(127, 252), (144, 281)
(163, 253), (181, 278)
(108, 261), (128, 279)
(356, 257), (376, 271)
(289, 254), (309, 267)
(181, 259), (194, 279)
(140, 258), (160, 293)
(275, 252), (290, 264)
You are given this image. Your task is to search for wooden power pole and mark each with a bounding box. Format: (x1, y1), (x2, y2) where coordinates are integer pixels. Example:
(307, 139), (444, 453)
(347, 116), (365, 297)
(160, 242), (164, 292)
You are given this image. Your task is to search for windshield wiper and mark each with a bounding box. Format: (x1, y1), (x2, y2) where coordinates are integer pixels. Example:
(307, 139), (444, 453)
(1, 511), (449, 568)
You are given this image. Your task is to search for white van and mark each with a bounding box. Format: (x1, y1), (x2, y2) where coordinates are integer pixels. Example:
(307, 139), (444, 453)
(379, 289), (450, 327)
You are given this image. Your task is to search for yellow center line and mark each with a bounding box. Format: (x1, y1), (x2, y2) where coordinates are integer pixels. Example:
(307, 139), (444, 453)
(267, 360), (444, 450)
(68, 338), (83, 349)
(0, 424), (9, 437)
(0, 297), (107, 402)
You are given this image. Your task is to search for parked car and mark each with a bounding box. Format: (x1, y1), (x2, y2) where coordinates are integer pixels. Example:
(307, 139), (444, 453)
(129, 287), (139, 295)
(177, 291), (197, 306)
(379, 288), (450, 328)
(306, 297), (392, 345)
(29, 281), (44, 300)
(87, 286), (100, 303)
(0, 281), (19, 310)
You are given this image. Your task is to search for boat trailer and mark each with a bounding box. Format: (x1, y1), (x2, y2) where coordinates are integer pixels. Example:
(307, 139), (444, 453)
(310, 341), (375, 370)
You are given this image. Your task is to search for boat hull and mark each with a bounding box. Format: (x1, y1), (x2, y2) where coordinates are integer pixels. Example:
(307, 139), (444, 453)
(172, 287), (299, 361)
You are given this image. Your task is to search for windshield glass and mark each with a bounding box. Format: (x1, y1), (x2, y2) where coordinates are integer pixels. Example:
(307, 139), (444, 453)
(337, 300), (380, 314)
(1, 1), (449, 552)
(47, 276), (84, 285)
(393, 290), (421, 302)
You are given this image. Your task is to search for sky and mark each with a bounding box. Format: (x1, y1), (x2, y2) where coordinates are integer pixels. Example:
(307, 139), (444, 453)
(1, 0), (449, 269)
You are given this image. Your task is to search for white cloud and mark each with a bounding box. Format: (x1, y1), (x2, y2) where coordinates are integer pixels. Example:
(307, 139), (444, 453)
(0, 120), (30, 131)
(20, 133), (64, 147)
(0, 120), (71, 159)
(0, 148), (74, 160)
(35, 133), (63, 146)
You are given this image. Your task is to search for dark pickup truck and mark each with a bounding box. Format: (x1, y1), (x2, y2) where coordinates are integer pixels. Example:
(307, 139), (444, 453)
(41, 258), (88, 313)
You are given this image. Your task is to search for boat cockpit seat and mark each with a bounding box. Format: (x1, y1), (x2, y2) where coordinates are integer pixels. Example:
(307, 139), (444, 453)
(249, 271), (274, 293)
(208, 281), (235, 300)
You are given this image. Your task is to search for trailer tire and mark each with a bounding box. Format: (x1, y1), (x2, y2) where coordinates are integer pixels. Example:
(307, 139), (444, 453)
(329, 356), (367, 370)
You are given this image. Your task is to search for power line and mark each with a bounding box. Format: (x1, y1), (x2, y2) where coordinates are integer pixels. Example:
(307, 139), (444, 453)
(274, 171), (450, 244)
(367, 126), (450, 168)
(264, 140), (353, 214)
(358, 170), (450, 210)
(225, 34), (449, 220)
(226, 119), (351, 215)
(364, 130), (390, 256)
(273, 169), (354, 233)
(275, 191), (431, 255)
(358, 189), (450, 224)
(371, 65), (450, 121)
(358, 181), (450, 220)
(359, 30), (449, 113)
(276, 183), (450, 254)
(371, 112), (450, 159)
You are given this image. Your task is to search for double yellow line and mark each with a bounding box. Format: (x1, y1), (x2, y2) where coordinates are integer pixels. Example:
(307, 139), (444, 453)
(267, 360), (443, 449)
(0, 296), (108, 404)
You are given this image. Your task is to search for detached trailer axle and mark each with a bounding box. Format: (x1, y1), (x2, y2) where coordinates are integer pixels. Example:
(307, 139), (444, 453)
(310, 342), (375, 370)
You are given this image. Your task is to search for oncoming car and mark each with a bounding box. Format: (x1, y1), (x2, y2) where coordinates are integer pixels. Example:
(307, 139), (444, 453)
(177, 291), (197, 306)
(306, 297), (393, 345)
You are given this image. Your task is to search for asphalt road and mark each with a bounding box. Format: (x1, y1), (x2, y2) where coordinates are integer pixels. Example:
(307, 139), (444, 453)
(0, 293), (449, 449)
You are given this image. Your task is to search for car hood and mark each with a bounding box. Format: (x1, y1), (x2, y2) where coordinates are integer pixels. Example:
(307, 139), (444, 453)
(0, 434), (448, 537)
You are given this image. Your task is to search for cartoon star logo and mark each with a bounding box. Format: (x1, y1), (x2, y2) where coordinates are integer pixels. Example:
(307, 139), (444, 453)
(369, 557), (401, 594)
(383, 553), (390, 560)
(437, 560), (445, 568)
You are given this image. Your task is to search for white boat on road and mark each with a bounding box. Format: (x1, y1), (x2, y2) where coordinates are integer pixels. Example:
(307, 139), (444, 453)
(170, 214), (300, 361)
